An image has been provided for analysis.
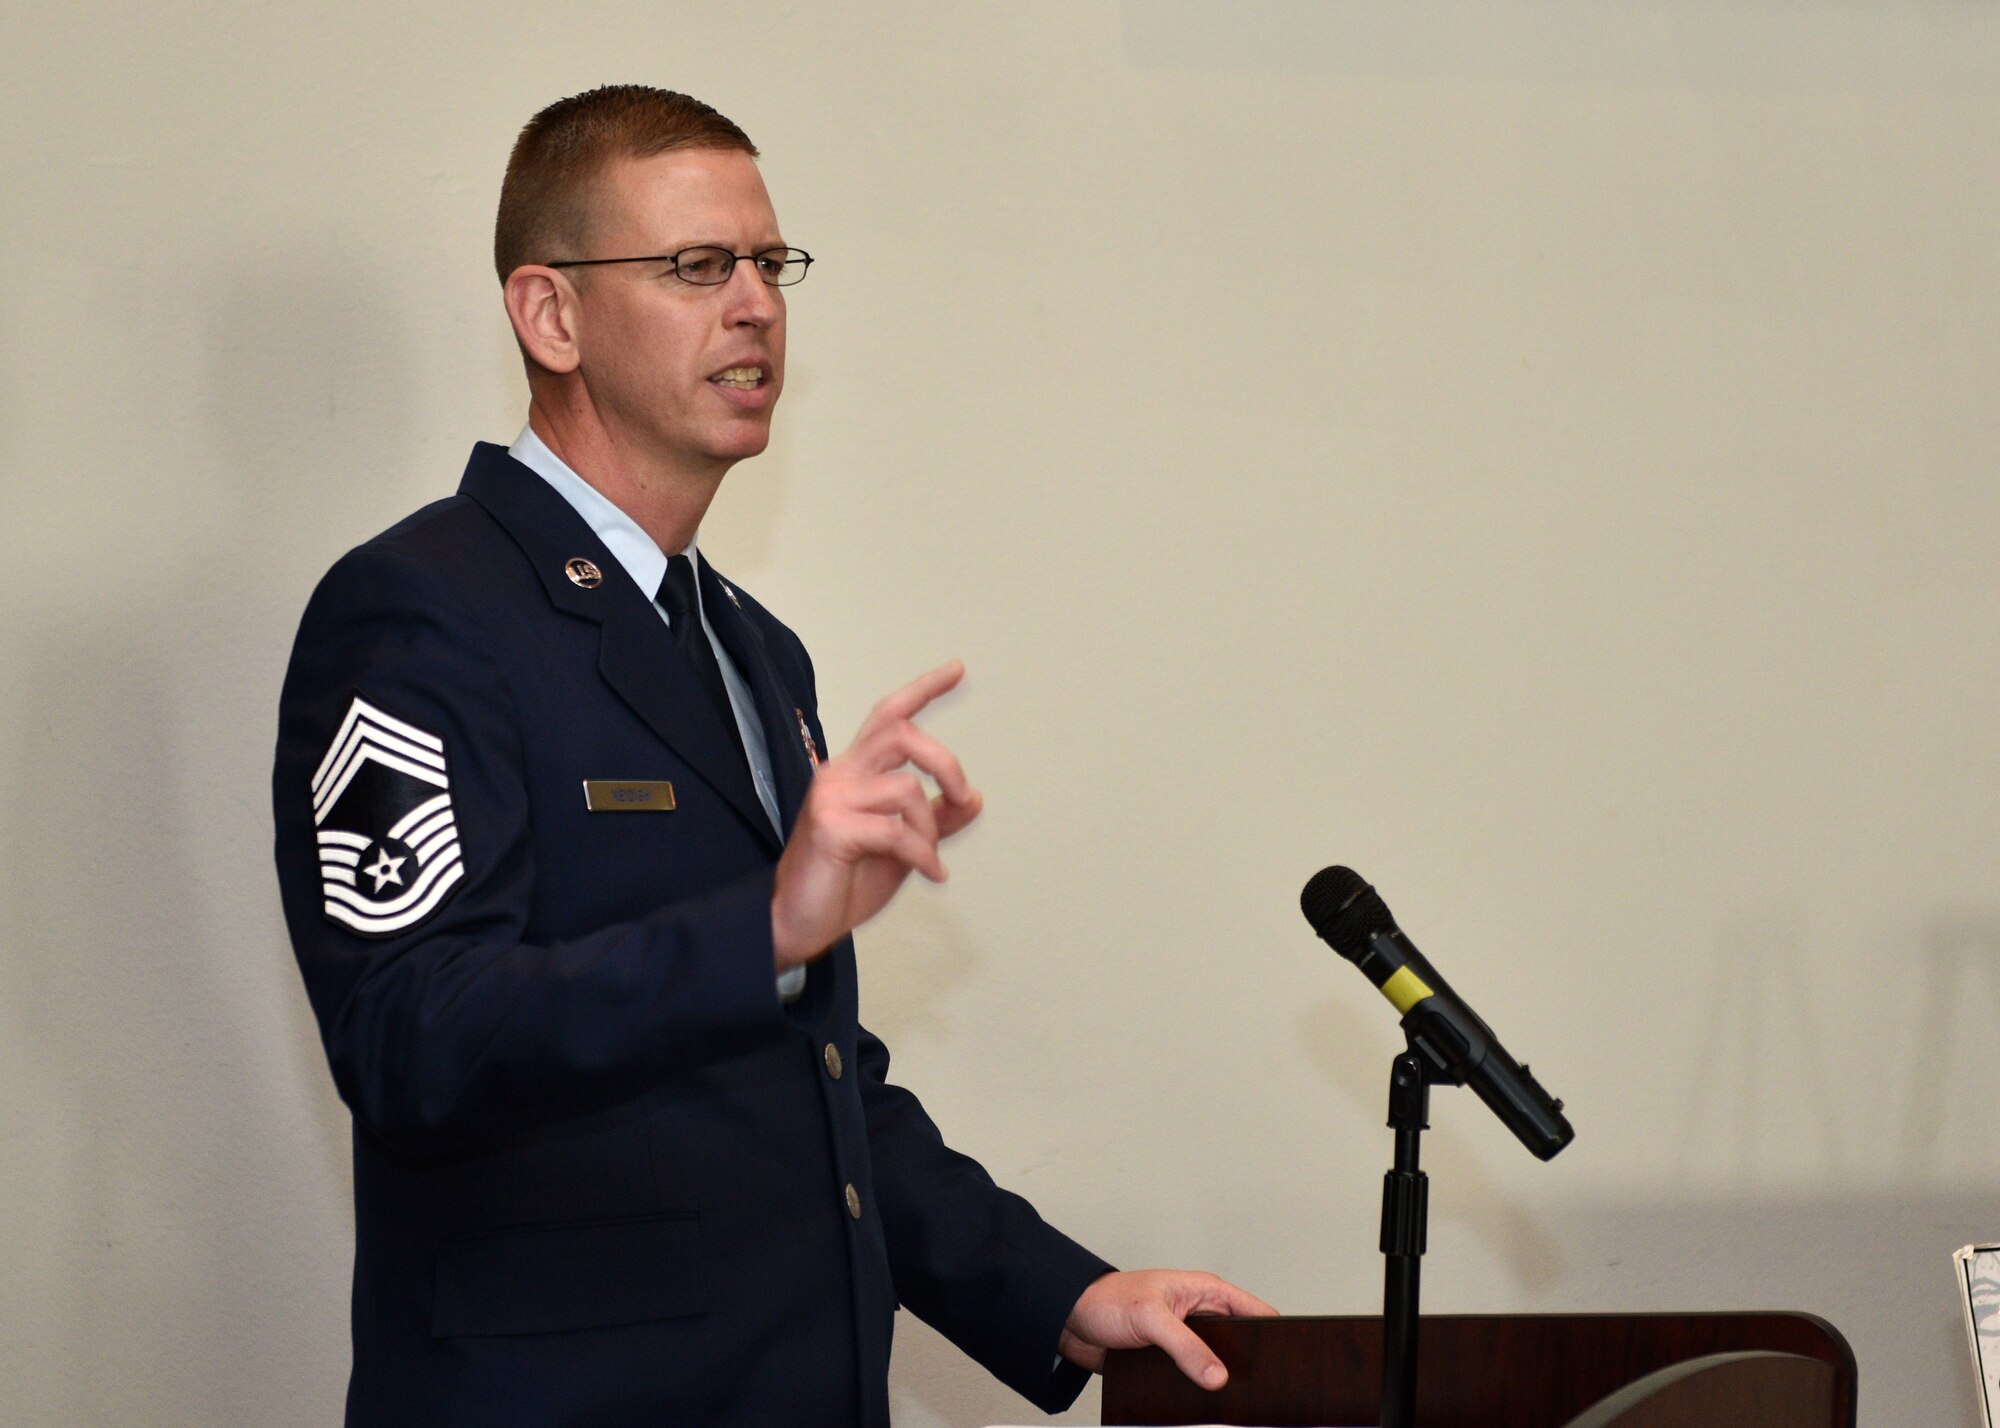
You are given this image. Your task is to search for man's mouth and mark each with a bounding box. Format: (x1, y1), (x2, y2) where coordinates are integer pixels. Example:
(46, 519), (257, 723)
(709, 366), (765, 390)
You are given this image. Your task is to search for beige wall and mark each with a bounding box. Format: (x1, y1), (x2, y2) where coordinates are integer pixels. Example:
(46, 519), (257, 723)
(6, 3), (1999, 1423)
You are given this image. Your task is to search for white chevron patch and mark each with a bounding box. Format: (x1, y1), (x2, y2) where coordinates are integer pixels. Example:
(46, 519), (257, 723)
(311, 695), (465, 937)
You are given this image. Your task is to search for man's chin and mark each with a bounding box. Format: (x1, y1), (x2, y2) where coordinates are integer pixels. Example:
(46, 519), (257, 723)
(645, 416), (774, 479)
(713, 421), (775, 465)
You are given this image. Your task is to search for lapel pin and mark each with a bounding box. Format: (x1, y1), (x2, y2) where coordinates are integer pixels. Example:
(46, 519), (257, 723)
(721, 582), (742, 609)
(564, 557), (604, 589)
(795, 707), (821, 768)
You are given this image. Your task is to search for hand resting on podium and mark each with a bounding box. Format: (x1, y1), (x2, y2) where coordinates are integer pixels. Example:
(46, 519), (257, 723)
(1059, 1269), (1277, 1390)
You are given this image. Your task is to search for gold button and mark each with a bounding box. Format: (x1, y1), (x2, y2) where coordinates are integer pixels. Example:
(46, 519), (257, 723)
(823, 1043), (843, 1079)
(844, 1184), (862, 1219)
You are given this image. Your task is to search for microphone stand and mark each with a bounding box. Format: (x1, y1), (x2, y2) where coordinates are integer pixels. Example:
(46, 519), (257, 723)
(1379, 1048), (1447, 1428)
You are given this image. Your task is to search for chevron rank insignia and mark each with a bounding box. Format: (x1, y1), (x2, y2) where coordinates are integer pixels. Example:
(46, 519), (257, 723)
(310, 695), (465, 937)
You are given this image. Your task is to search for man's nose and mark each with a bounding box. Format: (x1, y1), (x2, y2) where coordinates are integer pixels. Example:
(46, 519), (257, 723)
(723, 260), (780, 325)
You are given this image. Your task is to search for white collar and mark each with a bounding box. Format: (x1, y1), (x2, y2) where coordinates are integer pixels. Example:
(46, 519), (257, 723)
(508, 424), (695, 603)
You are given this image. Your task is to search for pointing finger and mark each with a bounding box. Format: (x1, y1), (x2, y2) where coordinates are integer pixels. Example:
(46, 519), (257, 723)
(859, 660), (965, 736)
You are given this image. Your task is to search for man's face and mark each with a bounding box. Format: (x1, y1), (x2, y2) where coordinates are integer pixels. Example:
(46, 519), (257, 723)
(570, 147), (787, 479)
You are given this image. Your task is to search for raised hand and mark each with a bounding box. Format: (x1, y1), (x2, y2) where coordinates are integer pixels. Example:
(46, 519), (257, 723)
(770, 661), (982, 971)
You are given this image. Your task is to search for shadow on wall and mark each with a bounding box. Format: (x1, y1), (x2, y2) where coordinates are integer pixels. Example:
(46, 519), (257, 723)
(0, 247), (419, 1424)
(1676, 912), (1847, 1182)
(1673, 908), (2000, 1188)
(1527, 1188), (1998, 1428)
(1903, 913), (2000, 1166)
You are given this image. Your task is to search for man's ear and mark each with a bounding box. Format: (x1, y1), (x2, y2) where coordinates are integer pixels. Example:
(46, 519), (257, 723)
(503, 266), (583, 374)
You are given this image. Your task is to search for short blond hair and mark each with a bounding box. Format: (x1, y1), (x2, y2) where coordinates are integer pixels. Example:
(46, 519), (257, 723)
(494, 85), (757, 283)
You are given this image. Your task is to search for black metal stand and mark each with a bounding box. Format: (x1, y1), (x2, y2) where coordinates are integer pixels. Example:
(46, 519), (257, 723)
(1379, 1050), (1434, 1428)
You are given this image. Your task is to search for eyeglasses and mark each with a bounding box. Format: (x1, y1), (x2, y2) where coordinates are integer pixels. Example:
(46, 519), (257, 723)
(547, 246), (814, 287)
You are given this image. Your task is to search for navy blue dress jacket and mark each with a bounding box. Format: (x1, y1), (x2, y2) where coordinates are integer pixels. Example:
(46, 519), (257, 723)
(272, 443), (1111, 1426)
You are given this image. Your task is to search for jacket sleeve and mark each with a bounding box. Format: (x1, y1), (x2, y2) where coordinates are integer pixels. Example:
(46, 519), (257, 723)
(856, 1023), (1115, 1413)
(272, 542), (790, 1157)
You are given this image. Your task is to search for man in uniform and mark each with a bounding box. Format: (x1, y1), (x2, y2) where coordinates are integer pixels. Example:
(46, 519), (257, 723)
(273, 85), (1270, 1426)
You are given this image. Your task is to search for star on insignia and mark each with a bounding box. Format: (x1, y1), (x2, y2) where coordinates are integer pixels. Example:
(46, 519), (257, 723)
(363, 848), (407, 893)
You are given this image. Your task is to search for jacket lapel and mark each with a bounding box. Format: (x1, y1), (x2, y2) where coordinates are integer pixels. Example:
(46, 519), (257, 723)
(457, 443), (778, 851)
(698, 557), (815, 838)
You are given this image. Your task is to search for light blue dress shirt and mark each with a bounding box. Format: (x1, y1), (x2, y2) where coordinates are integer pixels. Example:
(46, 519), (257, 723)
(509, 426), (806, 1001)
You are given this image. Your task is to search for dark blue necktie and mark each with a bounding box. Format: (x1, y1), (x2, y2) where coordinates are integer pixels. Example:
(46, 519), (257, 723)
(657, 554), (746, 759)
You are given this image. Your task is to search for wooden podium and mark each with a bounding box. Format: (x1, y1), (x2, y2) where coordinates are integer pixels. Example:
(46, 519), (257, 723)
(1101, 1312), (1855, 1428)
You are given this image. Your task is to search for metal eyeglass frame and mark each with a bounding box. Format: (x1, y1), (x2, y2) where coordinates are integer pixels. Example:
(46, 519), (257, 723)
(545, 246), (814, 286)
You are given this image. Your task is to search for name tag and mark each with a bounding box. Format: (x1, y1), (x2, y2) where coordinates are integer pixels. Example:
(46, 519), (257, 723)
(583, 780), (677, 812)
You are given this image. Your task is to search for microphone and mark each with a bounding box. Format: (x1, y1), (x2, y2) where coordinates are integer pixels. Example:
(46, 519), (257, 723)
(1301, 866), (1574, 1160)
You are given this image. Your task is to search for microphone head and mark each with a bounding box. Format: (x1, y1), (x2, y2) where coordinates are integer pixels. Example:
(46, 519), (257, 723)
(1300, 865), (1394, 960)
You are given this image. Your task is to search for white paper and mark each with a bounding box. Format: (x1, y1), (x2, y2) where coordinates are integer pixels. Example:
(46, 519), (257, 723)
(1957, 1242), (2000, 1428)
